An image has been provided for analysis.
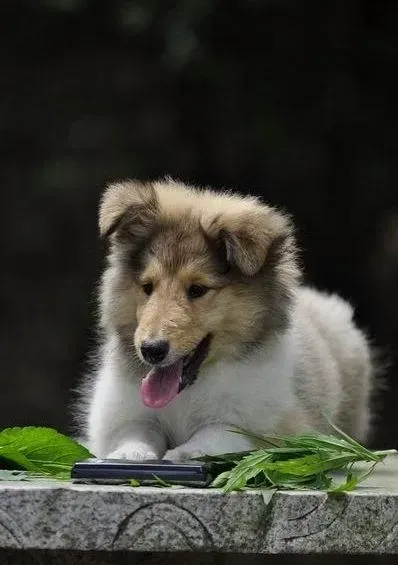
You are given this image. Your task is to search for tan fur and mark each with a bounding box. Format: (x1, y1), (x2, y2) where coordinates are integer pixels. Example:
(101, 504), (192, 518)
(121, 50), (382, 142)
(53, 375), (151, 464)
(99, 181), (158, 238)
(83, 178), (374, 460)
(99, 178), (299, 365)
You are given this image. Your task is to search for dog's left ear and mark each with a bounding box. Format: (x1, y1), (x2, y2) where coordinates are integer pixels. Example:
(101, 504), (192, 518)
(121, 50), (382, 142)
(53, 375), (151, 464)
(204, 202), (293, 276)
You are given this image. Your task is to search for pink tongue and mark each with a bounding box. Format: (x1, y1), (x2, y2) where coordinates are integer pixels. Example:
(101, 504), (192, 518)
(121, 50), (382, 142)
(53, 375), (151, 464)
(140, 360), (183, 409)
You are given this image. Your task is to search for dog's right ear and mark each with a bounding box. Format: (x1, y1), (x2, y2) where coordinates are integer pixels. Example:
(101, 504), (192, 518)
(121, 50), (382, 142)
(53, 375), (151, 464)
(203, 202), (294, 277)
(99, 181), (159, 241)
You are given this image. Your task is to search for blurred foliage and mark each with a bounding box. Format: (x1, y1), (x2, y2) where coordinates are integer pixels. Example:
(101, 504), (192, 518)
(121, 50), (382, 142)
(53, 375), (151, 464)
(0, 1), (397, 447)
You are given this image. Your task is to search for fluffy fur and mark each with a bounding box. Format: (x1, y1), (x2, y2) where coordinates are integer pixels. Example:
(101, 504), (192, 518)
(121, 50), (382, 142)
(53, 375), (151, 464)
(81, 178), (374, 460)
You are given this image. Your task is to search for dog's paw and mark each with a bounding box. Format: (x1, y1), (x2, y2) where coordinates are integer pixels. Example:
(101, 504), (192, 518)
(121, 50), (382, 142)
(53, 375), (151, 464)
(164, 446), (206, 462)
(106, 441), (158, 461)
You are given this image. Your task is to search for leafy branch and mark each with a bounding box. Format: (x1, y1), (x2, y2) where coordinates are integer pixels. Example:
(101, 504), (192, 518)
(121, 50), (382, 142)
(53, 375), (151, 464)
(202, 421), (395, 492)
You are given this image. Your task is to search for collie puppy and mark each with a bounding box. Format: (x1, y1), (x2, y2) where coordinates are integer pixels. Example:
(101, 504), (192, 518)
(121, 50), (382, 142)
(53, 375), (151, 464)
(81, 179), (373, 460)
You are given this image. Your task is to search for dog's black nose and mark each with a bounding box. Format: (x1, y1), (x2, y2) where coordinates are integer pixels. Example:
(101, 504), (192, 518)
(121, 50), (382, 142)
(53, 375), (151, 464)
(140, 340), (170, 364)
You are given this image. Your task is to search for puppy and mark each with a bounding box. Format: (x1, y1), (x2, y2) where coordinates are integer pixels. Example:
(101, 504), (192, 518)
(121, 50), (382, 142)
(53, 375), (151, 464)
(80, 178), (373, 460)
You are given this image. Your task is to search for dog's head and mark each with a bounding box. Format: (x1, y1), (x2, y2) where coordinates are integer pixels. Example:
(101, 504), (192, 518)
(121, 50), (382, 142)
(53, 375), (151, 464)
(99, 179), (300, 409)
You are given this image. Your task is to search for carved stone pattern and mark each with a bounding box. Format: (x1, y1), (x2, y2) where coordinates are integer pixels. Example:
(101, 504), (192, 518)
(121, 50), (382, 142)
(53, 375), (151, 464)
(0, 471), (398, 555)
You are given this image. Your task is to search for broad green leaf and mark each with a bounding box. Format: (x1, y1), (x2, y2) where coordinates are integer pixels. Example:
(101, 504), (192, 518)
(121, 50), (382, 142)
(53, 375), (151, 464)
(0, 446), (42, 473)
(0, 427), (92, 477)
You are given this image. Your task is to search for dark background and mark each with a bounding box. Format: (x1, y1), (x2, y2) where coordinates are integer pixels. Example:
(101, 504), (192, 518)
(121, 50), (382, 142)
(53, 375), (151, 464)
(0, 0), (397, 448)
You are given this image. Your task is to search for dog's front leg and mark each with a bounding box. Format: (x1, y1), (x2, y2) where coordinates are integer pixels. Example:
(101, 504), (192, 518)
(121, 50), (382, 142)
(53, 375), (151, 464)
(88, 394), (167, 459)
(87, 354), (168, 460)
(164, 424), (255, 461)
(103, 420), (167, 460)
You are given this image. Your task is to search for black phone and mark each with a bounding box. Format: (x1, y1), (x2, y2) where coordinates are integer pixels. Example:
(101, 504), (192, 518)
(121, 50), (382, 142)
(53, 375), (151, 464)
(71, 458), (211, 486)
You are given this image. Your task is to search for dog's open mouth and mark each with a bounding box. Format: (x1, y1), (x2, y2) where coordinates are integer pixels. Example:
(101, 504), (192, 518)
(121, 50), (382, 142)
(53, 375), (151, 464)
(140, 334), (212, 409)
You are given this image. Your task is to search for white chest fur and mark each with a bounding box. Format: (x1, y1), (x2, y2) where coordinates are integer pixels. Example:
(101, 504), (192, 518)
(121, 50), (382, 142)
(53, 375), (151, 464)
(157, 332), (297, 447)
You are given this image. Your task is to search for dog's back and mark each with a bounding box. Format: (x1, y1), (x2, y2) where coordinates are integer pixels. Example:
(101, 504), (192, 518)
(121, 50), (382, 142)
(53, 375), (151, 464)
(291, 287), (372, 441)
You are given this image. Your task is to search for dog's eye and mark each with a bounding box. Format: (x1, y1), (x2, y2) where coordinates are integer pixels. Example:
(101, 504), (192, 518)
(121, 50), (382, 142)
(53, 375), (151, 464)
(187, 284), (208, 300)
(142, 282), (153, 296)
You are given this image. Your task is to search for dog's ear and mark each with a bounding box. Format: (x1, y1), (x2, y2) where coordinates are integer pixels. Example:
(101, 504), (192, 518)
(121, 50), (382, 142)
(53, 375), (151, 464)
(204, 202), (293, 276)
(99, 181), (159, 240)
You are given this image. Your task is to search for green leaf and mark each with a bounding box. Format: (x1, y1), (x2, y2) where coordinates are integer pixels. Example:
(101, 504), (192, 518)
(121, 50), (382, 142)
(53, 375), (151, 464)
(151, 474), (173, 487)
(0, 427), (92, 478)
(223, 451), (274, 492)
(329, 461), (379, 493)
(329, 473), (360, 493)
(210, 470), (232, 488)
(149, 475), (185, 489)
(199, 451), (252, 463)
(324, 414), (377, 457)
(213, 422), (396, 493)
(0, 447), (42, 473)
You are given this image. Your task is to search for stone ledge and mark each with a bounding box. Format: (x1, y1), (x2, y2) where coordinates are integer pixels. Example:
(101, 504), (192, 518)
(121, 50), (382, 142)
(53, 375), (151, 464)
(1, 456), (398, 555)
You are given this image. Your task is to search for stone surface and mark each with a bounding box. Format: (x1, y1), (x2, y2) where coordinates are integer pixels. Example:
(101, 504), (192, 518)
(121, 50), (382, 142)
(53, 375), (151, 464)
(0, 456), (398, 555)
